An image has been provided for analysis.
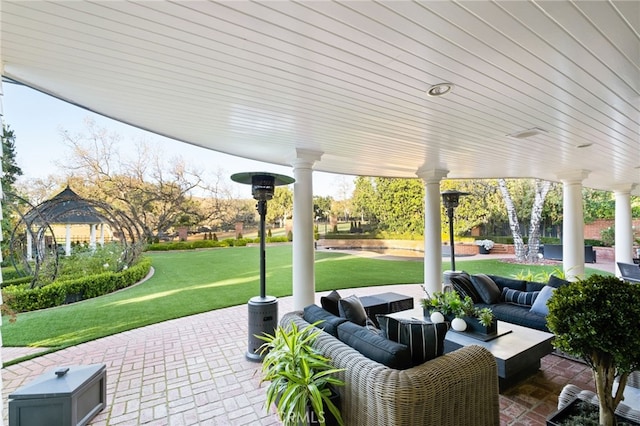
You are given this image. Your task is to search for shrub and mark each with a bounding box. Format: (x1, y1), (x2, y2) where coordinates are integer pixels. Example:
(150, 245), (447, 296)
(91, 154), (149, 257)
(1, 276), (33, 288)
(547, 275), (640, 425)
(600, 226), (615, 247)
(3, 257), (152, 313)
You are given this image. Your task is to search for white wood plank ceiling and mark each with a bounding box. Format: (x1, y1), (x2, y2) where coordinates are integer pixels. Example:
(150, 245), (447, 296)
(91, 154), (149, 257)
(2, 1), (639, 192)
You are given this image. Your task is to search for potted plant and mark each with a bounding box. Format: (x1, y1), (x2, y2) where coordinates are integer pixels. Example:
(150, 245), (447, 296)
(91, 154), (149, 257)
(546, 274), (640, 426)
(258, 321), (345, 426)
(475, 239), (495, 254)
(421, 290), (496, 335)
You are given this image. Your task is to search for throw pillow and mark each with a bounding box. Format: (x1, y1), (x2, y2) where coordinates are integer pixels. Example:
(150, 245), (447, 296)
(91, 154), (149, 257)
(529, 285), (556, 316)
(338, 294), (368, 326)
(320, 290), (341, 316)
(470, 274), (502, 304)
(377, 316), (448, 365)
(548, 275), (570, 288)
(501, 287), (539, 307)
(450, 274), (482, 303)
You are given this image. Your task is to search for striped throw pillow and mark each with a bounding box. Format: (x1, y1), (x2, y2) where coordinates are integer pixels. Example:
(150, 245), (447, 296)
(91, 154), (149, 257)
(501, 287), (539, 307)
(377, 316), (449, 366)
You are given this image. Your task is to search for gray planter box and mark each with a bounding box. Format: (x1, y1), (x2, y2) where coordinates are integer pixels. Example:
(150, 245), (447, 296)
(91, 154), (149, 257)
(9, 364), (106, 426)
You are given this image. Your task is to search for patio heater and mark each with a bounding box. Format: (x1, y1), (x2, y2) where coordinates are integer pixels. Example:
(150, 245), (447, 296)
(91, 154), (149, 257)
(231, 172), (295, 362)
(441, 190), (469, 274)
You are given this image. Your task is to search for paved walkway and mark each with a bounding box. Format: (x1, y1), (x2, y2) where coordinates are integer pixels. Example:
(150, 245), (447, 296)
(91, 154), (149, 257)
(1, 253), (615, 425)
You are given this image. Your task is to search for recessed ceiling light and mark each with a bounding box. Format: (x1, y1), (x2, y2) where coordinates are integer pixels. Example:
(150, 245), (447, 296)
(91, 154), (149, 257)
(576, 143), (593, 148)
(427, 83), (454, 97)
(507, 127), (548, 139)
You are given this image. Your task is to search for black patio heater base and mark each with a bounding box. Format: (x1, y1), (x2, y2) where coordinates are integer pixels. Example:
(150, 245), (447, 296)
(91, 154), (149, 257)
(246, 296), (278, 362)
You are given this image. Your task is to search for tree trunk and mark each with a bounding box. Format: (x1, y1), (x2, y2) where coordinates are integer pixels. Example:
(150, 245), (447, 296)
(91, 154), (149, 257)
(526, 180), (551, 263)
(593, 355), (624, 426)
(497, 179), (526, 261)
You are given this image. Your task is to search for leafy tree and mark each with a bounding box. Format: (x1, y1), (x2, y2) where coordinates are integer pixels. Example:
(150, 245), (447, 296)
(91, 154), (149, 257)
(351, 176), (376, 222)
(265, 186), (293, 227)
(439, 180), (503, 236)
(583, 188), (615, 222)
(373, 178), (424, 234)
(541, 183), (563, 236)
(547, 275), (640, 426)
(2, 125), (23, 188)
(59, 119), (231, 242)
(313, 195), (332, 222)
(1, 125), (23, 255)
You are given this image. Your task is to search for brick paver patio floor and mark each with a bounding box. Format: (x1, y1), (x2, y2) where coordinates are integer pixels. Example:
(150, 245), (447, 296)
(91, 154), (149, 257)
(2, 282), (598, 425)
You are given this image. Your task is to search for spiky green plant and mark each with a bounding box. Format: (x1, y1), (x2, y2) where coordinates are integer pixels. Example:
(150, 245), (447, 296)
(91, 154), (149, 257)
(258, 321), (345, 426)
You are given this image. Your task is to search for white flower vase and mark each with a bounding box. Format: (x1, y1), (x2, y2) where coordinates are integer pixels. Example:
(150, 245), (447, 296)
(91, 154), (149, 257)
(451, 317), (467, 331)
(430, 311), (445, 324)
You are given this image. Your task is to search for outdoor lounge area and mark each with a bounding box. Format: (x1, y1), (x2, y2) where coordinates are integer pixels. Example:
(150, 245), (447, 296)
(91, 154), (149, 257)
(2, 283), (599, 426)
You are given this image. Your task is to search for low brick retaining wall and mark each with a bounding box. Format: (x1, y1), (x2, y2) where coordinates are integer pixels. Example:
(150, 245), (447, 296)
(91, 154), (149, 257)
(317, 238), (481, 255)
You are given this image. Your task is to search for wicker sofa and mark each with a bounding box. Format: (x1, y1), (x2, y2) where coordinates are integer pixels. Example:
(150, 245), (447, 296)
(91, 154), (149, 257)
(449, 273), (570, 332)
(281, 310), (500, 426)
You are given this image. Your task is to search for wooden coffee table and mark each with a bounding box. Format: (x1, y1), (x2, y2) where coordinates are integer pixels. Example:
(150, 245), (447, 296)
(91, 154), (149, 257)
(389, 308), (554, 390)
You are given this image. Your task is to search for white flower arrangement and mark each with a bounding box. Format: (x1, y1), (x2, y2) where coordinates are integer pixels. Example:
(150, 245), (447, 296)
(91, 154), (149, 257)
(475, 239), (495, 250)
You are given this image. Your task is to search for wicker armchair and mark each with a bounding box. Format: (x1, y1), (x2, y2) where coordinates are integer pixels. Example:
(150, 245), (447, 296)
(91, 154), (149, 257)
(282, 311), (500, 426)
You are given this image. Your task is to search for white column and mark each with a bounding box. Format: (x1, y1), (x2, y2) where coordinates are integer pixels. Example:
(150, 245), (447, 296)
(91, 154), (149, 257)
(290, 149), (323, 310)
(0, 60), (6, 419)
(614, 185), (636, 276)
(89, 224), (96, 250)
(26, 228), (33, 260)
(65, 224), (72, 256)
(558, 170), (590, 281)
(417, 168), (449, 296)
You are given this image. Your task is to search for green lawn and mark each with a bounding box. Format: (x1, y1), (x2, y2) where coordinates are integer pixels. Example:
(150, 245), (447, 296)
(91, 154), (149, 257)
(1, 245), (609, 360)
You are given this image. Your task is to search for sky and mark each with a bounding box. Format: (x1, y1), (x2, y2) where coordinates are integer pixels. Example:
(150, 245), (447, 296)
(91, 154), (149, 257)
(1, 82), (353, 199)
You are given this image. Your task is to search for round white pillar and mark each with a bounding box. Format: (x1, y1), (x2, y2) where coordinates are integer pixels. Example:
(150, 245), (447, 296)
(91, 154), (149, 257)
(90, 224), (97, 250)
(65, 224), (72, 256)
(417, 168), (449, 296)
(0, 71), (5, 416)
(614, 186), (636, 275)
(26, 228), (33, 260)
(291, 149), (322, 311)
(559, 171), (589, 280)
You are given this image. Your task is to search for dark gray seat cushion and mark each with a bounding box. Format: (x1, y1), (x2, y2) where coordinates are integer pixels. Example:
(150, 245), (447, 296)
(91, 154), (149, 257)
(476, 302), (548, 331)
(337, 321), (412, 370)
(488, 275), (528, 292)
(303, 304), (347, 337)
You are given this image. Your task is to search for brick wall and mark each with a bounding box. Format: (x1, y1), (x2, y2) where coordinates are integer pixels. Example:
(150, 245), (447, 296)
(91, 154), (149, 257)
(584, 219), (640, 240)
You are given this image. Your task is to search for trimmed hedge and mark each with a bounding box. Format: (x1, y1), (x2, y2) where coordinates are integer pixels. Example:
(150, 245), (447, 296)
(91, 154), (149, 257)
(145, 236), (289, 251)
(1, 276), (34, 288)
(2, 257), (152, 313)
